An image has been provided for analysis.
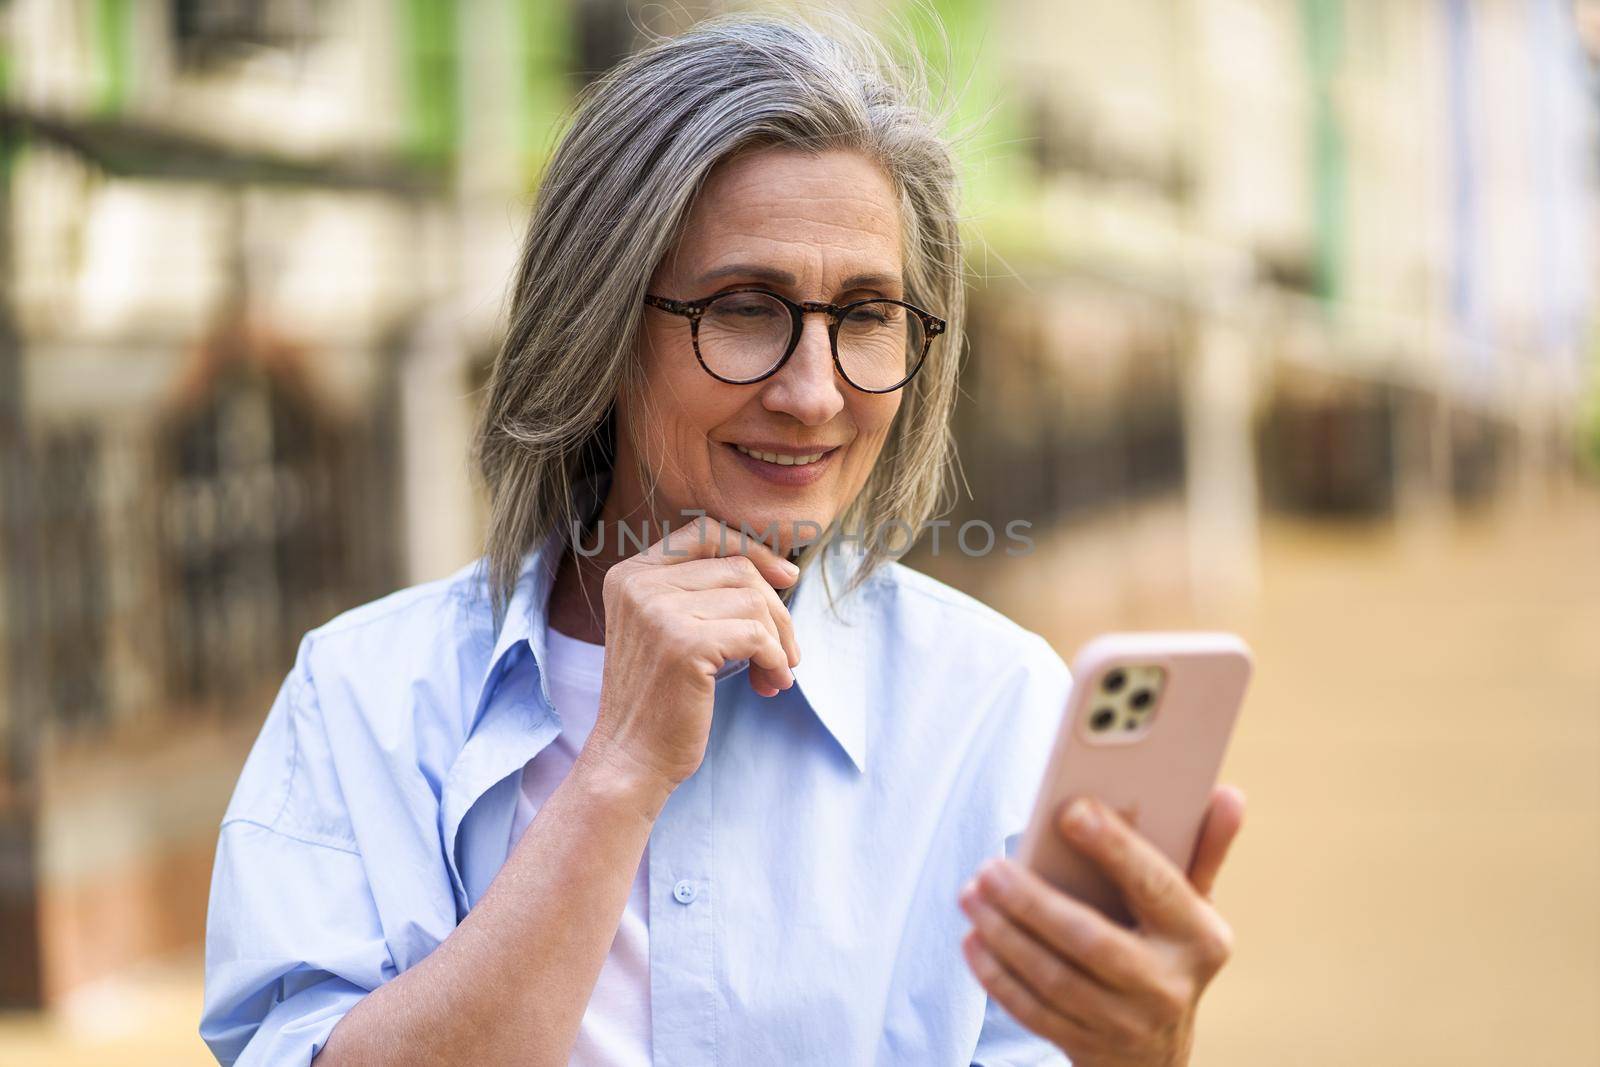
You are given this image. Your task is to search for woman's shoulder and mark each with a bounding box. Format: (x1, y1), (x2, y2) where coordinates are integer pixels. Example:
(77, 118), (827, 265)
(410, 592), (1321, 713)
(861, 558), (1071, 683)
(850, 557), (1074, 755)
(305, 557), (494, 657)
(852, 559), (1074, 833)
(222, 559), (500, 839)
(277, 558), (503, 746)
(293, 558), (502, 684)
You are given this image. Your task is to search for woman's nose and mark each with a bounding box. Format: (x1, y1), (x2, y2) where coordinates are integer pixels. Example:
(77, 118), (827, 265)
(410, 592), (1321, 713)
(759, 313), (845, 425)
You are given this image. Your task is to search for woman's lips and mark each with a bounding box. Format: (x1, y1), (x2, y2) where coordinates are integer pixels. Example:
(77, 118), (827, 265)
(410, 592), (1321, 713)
(723, 442), (838, 486)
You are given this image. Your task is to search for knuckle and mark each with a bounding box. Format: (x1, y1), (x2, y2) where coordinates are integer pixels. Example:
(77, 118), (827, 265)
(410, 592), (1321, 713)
(1062, 909), (1102, 955)
(602, 561), (630, 597)
(1039, 957), (1077, 1004)
(972, 903), (1005, 942)
(1196, 917), (1235, 971)
(1150, 977), (1191, 1024)
(1015, 998), (1047, 1031)
(1131, 861), (1180, 912)
(633, 589), (666, 621)
(1102, 1008), (1145, 1047)
(1004, 883), (1039, 924)
(638, 597), (679, 637)
(966, 947), (992, 991)
(1086, 933), (1140, 988)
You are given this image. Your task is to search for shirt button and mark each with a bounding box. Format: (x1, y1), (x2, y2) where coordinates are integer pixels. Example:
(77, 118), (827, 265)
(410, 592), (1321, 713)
(672, 879), (698, 904)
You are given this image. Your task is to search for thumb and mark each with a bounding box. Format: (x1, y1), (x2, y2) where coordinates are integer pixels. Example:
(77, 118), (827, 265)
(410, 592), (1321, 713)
(1187, 784), (1246, 899)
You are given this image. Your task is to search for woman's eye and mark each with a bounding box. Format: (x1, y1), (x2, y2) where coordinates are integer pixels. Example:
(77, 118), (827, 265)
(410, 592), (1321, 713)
(711, 297), (773, 314)
(846, 309), (891, 326)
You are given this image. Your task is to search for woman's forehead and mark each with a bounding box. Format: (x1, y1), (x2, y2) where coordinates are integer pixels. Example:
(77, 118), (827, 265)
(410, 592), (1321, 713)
(668, 146), (904, 286)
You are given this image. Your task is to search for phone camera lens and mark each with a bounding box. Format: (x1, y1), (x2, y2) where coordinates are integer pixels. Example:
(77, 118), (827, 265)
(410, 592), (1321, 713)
(1129, 689), (1153, 710)
(1090, 708), (1115, 731)
(1102, 669), (1126, 694)
(1123, 718), (1138, 731)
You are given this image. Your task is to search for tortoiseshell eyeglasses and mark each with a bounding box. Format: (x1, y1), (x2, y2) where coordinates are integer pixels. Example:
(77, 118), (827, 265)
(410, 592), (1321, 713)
(642, 287), (946, 394)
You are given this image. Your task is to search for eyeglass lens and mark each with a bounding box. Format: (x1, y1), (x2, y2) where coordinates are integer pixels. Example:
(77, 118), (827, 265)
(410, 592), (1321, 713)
(697, 291), (922, 390)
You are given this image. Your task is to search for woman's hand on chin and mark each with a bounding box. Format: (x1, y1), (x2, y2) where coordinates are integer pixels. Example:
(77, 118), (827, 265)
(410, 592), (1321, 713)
(958, 785), (1246, 1067)
(581, 514), (802, 795)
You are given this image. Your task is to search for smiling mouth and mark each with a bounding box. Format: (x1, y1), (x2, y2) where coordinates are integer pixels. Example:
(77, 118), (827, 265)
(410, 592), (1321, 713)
(731, 443), (836, 466)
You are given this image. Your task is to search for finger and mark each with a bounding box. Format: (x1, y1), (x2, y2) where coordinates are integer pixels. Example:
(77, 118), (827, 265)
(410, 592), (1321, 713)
(747, 664), (786, 698)
(755, 576), (800, 669)
(678, 585), (786, 633)
(703, 617), (792, 690)
(958, 882), (1134, 1036)
(673, 586), (797, 695)
(1187, 785), (1246, 899)
(1055, 797), (1206, 937)
(637, 515), (799, 590)
(674, 574), (799, 669)
(961, 929), (1087, 1050)
(973, 857), (1150, 992)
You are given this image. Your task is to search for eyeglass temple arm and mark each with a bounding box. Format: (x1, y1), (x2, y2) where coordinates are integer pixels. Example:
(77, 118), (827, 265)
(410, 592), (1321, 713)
(643, 294), (704, 317)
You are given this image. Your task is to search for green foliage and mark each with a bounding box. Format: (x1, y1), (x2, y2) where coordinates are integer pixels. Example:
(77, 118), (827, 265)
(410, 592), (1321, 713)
(1581, 347), (1600, 475)
(93, 0), (133, 116)
(402, 0), (460, 168)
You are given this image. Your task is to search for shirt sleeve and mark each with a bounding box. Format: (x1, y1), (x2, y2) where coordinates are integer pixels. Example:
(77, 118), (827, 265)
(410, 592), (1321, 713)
(200, 639), (397, 1066)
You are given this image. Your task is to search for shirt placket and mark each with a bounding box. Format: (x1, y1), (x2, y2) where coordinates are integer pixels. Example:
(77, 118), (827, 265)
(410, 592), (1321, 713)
(647, 684), (727, 1065)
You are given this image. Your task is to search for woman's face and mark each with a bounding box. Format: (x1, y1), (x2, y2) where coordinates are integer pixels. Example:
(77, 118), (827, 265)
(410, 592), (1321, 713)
(610, 145), (907, 553)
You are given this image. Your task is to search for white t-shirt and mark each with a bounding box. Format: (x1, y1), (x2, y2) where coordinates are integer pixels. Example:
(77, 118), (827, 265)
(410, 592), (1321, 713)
(508, 627), (652, 1067)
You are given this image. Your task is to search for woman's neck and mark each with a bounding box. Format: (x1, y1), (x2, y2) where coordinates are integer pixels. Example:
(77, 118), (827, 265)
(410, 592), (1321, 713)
(545, 485), (658, 644)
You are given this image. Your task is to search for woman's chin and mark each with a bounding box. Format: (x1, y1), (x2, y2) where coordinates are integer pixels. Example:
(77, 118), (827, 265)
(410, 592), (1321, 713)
(712, 505), (835, 556)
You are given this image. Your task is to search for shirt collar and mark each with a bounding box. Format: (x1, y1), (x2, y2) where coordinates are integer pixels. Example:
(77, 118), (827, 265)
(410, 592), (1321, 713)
(479, 532), (562, 716)
(474, 473), (874, 774)
(474, 474), (606, 726)
(785, 540), (872, 773)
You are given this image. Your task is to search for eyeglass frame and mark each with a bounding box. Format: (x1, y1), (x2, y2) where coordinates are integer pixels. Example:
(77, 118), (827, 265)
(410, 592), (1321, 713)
(642, 286), (947, 394)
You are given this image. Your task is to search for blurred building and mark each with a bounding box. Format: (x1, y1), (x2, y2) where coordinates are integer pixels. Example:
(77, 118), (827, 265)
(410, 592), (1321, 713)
(0, 0), (586, 1007)
(0, 0), (1595, 1011)
(929, 0), (1598, 601)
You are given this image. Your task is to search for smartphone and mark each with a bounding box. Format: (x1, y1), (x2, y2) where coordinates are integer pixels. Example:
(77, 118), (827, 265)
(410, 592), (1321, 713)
(1015, 632), (1253, 926)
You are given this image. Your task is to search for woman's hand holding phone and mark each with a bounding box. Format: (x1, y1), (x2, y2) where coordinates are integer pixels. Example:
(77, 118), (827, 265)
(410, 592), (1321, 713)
(958, 784), (1246, 1067)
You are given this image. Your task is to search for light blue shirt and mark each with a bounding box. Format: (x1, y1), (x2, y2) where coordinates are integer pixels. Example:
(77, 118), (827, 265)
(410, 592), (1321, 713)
(200, 505), (1075, 1065)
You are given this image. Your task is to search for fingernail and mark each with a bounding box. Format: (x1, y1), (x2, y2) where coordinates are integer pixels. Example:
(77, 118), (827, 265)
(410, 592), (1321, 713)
(1066, 797), (1100, 838)
(783, 560), (800, 578)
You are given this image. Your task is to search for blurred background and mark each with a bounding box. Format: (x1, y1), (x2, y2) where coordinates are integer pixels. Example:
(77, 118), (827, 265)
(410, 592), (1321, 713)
(0, 1), (1596, 1064)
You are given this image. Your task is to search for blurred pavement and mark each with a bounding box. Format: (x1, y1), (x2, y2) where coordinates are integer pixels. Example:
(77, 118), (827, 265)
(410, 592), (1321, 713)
(973, 486), (1600, 1067)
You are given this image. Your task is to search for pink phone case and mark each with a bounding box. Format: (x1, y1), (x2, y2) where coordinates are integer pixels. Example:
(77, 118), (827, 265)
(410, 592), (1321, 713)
(1015, 632), (1253, 926)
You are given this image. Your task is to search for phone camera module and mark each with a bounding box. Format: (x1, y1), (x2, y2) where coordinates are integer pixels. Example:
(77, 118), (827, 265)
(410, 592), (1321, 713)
(1090, 708), (1116, 731)
(1101, 669), (1126, 694)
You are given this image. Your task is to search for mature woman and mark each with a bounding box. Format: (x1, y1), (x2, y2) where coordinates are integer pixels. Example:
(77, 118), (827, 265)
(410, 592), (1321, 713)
(201, 13), (1243, 1067)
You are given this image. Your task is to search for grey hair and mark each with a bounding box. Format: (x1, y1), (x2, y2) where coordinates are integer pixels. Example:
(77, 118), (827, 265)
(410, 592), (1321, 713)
(471, 7), (971, 625)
